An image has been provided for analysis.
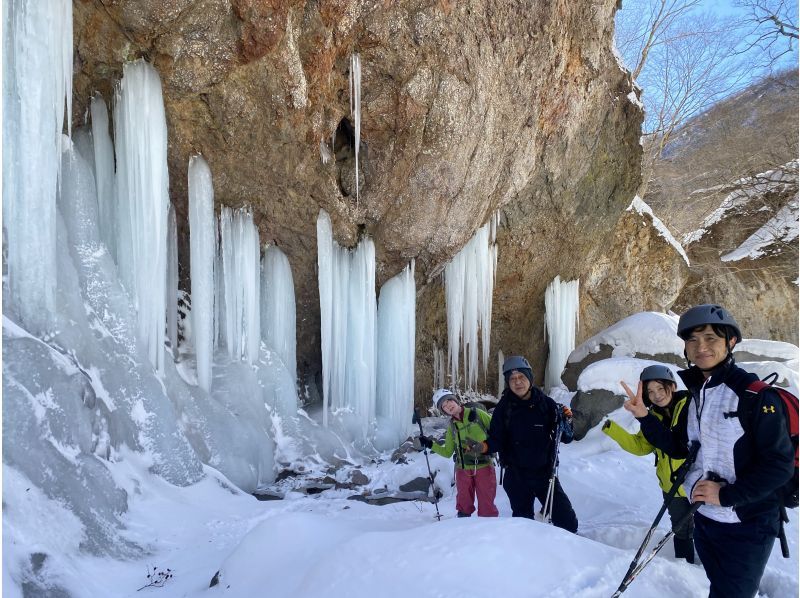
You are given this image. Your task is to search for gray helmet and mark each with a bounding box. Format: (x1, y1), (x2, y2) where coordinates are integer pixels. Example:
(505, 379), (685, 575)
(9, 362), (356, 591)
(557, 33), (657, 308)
(677, 304), (742, 343)
(640, 365), (677, 385)
(502, 355), (532, 375)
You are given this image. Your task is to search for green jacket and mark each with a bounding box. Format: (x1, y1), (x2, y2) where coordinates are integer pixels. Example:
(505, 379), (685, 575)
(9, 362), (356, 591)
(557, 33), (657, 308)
(603, 392), (689, 496)
(431, 406), (493, 470)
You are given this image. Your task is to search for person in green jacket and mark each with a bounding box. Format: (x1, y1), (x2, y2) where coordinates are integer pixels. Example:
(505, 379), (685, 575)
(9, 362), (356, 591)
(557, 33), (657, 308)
(419, 389), (499, 517)
(603, 364), (695, 563)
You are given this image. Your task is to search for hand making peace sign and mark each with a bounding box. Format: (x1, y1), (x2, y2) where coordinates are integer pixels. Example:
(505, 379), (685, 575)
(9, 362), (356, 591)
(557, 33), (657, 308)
(619, 380), (648, 418)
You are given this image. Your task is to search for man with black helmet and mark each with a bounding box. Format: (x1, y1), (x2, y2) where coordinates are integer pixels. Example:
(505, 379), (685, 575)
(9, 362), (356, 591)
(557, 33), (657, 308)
(470, 355), (578, 532)
(661, 304), (793, 597)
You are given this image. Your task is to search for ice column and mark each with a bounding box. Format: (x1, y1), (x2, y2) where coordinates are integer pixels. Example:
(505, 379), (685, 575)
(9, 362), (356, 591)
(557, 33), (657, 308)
(444, 213), (498, 390)
(349, 53), (361, 205)
(2, 0), (72, 332)
(220, 206), (261, 364)
(317, 210), (377, 432)
(432, 344), (447, 390)
(497, 349), (505, 399)
(261, 245), (297, 383)
(188, 155), (216, 391)
(113, 60), (170, 373)
(90, 94), (116, 259)
(376, 261), (416, 448)
(167, 204), (179, 356)
(544, 275), (579, 392)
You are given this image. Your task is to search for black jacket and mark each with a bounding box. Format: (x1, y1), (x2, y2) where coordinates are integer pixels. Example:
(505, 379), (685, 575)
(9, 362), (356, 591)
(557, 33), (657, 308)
(486, 386), (572, 476)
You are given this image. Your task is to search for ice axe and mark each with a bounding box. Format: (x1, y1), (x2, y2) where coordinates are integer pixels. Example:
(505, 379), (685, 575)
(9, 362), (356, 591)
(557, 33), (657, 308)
(412, 408), (442, 521)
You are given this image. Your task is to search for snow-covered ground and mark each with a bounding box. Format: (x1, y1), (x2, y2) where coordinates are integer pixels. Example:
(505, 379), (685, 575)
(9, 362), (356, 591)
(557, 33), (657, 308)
(5, 397), (797, 598)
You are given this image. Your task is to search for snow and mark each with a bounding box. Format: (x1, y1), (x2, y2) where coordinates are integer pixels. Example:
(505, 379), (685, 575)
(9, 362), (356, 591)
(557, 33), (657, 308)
(720, 195), (798, 262)
(568, 311), (685, 363)
(627, 196), (690, 266)
(735, 338), (800, 362)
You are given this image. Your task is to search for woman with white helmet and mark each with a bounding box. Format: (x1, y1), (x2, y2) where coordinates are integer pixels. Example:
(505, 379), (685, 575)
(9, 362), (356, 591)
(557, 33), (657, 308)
(605, 364), (695, 562)
(418, 389), (498, 517)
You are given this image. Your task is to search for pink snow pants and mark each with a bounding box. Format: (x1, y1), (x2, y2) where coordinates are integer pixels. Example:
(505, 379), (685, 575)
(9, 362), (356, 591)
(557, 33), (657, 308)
(455, 466), (499, 517)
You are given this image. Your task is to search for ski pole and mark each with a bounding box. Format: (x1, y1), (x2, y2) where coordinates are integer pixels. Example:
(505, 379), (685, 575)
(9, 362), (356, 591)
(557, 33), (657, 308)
(611, 500), (703, 598)
(611, 442), (700, 597)
(412, 409), (442, 521)
(542, 422), (564, 524)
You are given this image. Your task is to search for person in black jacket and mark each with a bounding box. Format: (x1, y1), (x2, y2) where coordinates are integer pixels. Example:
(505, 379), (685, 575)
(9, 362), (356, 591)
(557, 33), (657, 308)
(472, 355), (578, 532)
(638, 305), (793, 598)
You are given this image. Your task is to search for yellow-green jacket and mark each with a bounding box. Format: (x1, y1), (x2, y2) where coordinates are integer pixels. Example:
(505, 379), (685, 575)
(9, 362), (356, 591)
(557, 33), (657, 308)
(603, 392), (689, 496)
(430, 406), (493, 470)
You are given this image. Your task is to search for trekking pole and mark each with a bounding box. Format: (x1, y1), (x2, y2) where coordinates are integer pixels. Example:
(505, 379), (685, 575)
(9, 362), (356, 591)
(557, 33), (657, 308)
(412, 409), (442, 521)
(611, 442), (701, 597)
(542, 422), (564, 524)
(611, 501), (703, 598)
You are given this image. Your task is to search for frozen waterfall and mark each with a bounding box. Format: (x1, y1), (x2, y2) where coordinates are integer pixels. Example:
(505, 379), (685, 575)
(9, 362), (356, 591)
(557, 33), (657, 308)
(2, 0), (72, 333)
(90, 94), (116, 259)
(444, 214), (498, 390)
(261, 245), (297, 384)
(544, 275), (579, 392)
(376, 261), (416, 450)
(188, 155), (216, 391)
(113, 60), (170, 373)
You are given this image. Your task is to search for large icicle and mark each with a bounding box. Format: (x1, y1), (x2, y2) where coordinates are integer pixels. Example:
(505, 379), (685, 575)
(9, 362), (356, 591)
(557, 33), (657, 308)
(2, 0), (73, 332)
(544, 275), (579, 392)
(261, 245), (297, 384)
(316, 210), (377, 435)
(444, 214), (498, 390)
(166, 204), (179, 356)
(376, 261), (416, 450)
(219, 206), (261, 364)
(188, 155), (216, 391)
(113, 60), (170, 373)
(90, 94), (116, 258)
(349, 53), (361, 205)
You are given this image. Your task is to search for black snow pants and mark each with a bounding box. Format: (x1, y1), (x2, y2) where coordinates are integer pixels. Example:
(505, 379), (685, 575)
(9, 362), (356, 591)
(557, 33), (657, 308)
(502, 467), (578, 533)
(694, 511), (777, 598)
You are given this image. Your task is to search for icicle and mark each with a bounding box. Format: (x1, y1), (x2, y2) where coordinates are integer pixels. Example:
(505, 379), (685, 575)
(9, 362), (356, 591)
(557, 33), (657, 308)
(376, 261), (416, 449)
(349, 53), (361, 206)
(90, 94), (116, 259)
(3, 0), (73, 332)
(189, 155), (215, 391)
(112, 60), (170, 373)
(261, 245), (297, 383)
(320, 137), (332, 164)
(167, 204), (179, 357)
(497, 349), (505, 400)
(544, 276), (580, 392)
(219, 206), (261, 364)
(316, 210), (377, 435)
(444, 215), (498, 390)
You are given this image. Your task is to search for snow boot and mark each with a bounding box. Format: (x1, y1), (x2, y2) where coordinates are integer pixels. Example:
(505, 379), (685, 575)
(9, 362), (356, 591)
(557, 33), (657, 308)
(457, 511), (471, 518)
(673, 537), (695, 564)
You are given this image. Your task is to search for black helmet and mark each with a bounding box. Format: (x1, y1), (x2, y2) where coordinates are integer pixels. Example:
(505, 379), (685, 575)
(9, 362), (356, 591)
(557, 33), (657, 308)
(677, 304), (742, 343)
(502, 355), (532, 375)
(640, 365), (677, 385)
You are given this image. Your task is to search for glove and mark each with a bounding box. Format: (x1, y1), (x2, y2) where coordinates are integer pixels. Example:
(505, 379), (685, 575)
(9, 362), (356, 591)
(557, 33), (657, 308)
(561, 405), (573, 421)
(418, 435), (433, 449)
(602, 419), (612, 430)
(464, 438), (488, 456)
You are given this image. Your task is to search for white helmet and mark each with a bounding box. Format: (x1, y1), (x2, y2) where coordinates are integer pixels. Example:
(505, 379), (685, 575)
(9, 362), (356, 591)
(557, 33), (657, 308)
(432, 388), (457, 411)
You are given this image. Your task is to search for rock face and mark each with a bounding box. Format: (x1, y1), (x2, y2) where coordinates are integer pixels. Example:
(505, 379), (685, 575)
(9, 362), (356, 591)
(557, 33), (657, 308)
(71, 0), (643, 402)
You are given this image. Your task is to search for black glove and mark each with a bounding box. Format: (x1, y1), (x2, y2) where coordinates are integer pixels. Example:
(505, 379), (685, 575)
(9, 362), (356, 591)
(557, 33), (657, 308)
(602, 419), (612, 430)
(418, 435), (433, 449)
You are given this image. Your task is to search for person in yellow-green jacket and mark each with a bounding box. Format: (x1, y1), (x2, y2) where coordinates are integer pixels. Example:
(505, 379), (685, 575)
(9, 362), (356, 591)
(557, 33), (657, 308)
(419, 389), (499, 518)
(603, 364), (695, 563)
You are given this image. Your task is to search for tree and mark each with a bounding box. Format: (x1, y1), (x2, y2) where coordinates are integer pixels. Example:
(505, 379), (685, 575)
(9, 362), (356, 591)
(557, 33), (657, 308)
(735, 0), (799, 66)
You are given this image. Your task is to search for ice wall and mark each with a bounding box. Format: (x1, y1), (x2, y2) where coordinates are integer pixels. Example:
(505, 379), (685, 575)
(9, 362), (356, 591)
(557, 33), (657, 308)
(544, 275), (579, 391)
(189, 155), (216, 391)
(167, 205), (179, 355)
(261, 245), (297, 384)
(376, 261), (416, 450)
(444, 214), (498, 390)
(317, 210), (377, 436)
(113, 60), (170, 373)
(90, 94), (116, 258)
(2, 0), (72, 333)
